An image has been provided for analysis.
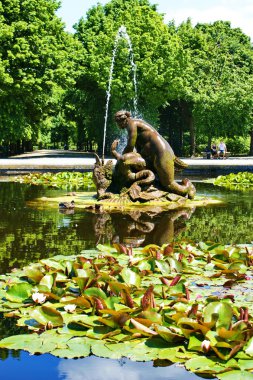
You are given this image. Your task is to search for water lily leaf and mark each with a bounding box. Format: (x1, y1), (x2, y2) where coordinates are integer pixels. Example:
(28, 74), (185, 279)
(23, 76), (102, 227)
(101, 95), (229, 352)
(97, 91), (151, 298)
(75, 268), (93, 278)
(238, 360), (253, 371)
(56, 337), (91, 358)
(142, 244), (160, 253)
(23, 267), (44, 283)
(0, 334), (36, 350)
(128, 318), (156, 336)
(30, 305), (64, 326)
(40, 259), (65, 271)
(139, 310), (163, 324)
(61, 296), (91, 308)
(188, 335), (203, 351)
(39, 274), (55, 290)
(244, 337), (253, 356)
(155, 325), (184, 342)
(72, 277), (88, 293)
(120, 268), (141, 287)
(6, 283), (33, 302)
(65, 314), (98, 327)
(228, 262), (247, 273)
(218, 371), (253, 379)
(185, 356), (226, 374)
(178, 317), (210, 337)
(91, 341), (122, 359)
(83, 287), (107, 300)
(155, 260), (171, 274)
(168, 257), (183, 272)
(96, 244), (117, 254)
(108, 281), (128, 294)
(137, 260), (152, 271)
(203, 301), (233, 329)
(218, 323), (247, 340)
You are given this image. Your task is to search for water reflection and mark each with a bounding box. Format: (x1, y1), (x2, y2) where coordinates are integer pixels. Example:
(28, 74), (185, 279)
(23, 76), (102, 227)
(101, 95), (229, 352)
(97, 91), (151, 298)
(92, 207), (195, 247)
(58, 356), (199, 380)
(0, 182), (253, 274)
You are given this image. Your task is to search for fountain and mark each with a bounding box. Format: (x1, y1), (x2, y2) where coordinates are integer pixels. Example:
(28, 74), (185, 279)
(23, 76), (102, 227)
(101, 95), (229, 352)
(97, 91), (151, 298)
(95, 27), (196, 206)
(102, 25), (138, 164)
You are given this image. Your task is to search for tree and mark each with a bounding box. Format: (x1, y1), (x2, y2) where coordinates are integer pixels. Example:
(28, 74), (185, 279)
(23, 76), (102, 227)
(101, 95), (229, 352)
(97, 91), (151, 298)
(0, 0), (82, 153)
(172, 20), (253, 155)
(73, 0), (182, 153)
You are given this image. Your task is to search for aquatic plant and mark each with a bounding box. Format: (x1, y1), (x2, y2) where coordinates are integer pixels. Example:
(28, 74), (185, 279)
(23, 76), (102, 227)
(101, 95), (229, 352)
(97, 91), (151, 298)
(15, 172), (95, 190)
(214, 172), (253, 191)
(1, 241), (253, 377)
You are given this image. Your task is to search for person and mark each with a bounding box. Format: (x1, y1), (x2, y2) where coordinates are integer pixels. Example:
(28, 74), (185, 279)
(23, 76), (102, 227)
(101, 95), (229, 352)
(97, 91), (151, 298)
(114, 110), (196, 199)
(218, 141), (227, 159)
(204, 145), (211, 159)
(211, 142), (218, 159)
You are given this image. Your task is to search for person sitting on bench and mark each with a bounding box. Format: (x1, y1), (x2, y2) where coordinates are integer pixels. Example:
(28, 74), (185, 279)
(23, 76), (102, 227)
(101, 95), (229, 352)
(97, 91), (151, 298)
(218, 141), (227, 159)
(211, 142), (218, 159)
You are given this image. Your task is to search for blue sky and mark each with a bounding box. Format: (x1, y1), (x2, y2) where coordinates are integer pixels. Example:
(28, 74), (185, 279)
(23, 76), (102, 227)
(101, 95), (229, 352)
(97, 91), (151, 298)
(57, 0), (253, 40)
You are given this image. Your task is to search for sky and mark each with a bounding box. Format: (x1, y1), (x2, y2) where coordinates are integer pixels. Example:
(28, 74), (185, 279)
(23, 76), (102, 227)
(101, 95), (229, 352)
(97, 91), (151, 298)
(57, 0), (253, 41)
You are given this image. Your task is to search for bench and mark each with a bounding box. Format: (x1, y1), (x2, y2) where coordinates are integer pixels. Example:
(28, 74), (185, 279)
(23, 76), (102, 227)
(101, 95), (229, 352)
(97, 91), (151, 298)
(202, 151), (231, 159)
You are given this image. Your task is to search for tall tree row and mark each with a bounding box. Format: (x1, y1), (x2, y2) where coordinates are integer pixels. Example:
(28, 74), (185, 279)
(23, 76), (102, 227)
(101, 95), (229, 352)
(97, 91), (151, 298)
(0, 0), (252, 155)
(0, 0), (82, 154)
(72, 0), (253, 155)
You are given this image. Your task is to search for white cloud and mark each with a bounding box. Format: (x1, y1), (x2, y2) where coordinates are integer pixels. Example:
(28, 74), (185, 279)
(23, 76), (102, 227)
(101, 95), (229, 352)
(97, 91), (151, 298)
(58, 356), (198, 380)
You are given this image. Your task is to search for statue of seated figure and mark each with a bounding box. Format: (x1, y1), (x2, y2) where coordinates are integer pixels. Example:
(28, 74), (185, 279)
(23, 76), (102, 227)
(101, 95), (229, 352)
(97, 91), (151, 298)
(114, 110), (196, 199)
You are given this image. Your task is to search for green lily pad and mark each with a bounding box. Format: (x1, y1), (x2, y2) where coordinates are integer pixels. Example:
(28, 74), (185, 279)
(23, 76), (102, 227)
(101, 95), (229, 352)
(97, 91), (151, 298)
(6, 283), (33, 302)
(30, 305), (64, 327)
(121, 268), (141, 287)
(218, 370), (253, 379)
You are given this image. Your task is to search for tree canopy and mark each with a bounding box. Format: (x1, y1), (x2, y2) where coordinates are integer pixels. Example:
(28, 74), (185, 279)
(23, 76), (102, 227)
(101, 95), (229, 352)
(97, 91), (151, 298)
(0, 0), (253, 155)
(0, 0), (82, 152)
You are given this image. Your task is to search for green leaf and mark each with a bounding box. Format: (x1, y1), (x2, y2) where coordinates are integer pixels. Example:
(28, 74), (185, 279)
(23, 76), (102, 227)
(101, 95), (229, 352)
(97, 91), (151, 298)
(30, 306), (64, 327)
(6, 283), (33, 302)
(203, 301), (233, 329)
(185, 356), (226, 373)
(218, 371), (253, 379)
(0, 334), (36, 350)
(83, 287), (107, 300)
(120, 268), (141, 287)
(155, 260), (171, 274)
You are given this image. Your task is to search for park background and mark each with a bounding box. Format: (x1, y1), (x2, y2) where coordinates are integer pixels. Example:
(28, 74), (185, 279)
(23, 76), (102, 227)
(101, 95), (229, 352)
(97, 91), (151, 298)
(0, 0), (253, 157)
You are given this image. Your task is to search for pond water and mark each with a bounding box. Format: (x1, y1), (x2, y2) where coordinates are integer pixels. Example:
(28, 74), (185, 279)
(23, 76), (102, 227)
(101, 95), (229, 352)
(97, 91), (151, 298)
(0, 181), (252, 379)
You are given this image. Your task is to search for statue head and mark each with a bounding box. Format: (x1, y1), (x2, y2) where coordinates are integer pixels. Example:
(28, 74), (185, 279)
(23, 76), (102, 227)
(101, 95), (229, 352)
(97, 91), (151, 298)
(115, 110), (131, 128)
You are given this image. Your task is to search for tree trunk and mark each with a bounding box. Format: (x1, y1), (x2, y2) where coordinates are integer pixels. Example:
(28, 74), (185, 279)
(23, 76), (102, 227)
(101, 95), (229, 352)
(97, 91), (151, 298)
(180, 101), (195, 156)
(189, 115), (196, 156)
(250, 129), (253, 156)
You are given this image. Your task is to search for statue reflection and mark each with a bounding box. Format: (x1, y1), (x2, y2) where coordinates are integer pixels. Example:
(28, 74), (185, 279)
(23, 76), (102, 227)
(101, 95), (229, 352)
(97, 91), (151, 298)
(92, 207), (195, 247)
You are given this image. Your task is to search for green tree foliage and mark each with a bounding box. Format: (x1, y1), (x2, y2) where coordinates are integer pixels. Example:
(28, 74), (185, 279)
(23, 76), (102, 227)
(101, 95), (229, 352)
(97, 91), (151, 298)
(0, 0), (82, 152)
(173, 20), (253, 154)
(73, 0), (182, 152)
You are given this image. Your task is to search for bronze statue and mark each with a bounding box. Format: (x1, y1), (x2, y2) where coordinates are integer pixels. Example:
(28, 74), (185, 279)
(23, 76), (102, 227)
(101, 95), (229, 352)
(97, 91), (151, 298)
(114, 110), (196, 199)
(92, 110), (196, 203)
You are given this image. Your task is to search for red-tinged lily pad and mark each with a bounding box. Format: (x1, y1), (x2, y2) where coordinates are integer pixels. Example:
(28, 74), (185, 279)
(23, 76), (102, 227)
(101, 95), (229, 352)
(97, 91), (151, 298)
(1, 241), (253, 377)
(154, 325), (184, 342)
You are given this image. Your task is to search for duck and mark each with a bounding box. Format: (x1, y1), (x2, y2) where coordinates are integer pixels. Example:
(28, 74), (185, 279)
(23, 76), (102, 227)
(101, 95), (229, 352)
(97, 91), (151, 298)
(58, 200), (75, 209)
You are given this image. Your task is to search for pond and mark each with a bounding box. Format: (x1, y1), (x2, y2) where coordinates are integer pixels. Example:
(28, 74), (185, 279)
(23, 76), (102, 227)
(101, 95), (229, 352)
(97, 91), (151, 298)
(0, 181), (252, 379)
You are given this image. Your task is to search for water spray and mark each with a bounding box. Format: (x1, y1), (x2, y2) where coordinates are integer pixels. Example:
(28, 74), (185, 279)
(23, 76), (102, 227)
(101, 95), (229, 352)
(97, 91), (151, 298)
(102, 25), (138, 164)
